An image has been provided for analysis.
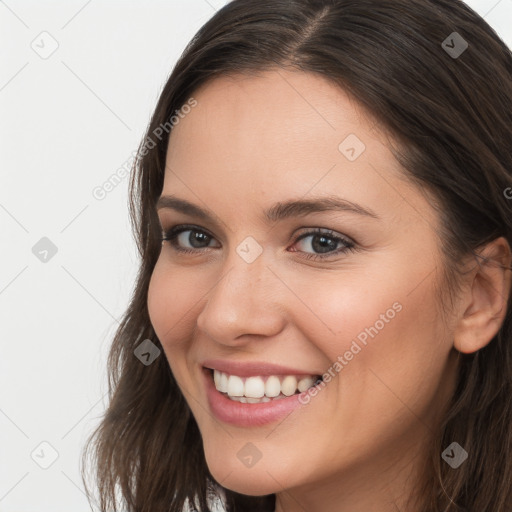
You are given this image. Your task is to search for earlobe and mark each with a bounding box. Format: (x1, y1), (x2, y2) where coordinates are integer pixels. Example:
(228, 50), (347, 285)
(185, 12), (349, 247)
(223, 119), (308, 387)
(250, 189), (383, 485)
(453, 236), (512, 354)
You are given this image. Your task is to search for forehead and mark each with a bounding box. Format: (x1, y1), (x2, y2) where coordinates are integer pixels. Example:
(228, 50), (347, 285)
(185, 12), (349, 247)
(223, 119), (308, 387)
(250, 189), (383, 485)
(162, 69), (433, 230)
(168, 69), (374, 157)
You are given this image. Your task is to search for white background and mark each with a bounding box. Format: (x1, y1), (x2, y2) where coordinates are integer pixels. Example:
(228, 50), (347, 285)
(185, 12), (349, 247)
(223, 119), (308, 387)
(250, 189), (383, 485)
(0, 1), (511, 511)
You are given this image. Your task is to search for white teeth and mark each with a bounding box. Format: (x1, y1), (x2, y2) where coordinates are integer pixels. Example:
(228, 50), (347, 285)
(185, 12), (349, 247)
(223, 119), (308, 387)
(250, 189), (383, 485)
(227, 375), (244, 396)
(219, 372), (229, 393)
(281, 376), (297, 396)
(244, 376), (265, 398)
(212, 369), (320, 401)
(265, 376), (281, 398)
(297, 376), (316, 392)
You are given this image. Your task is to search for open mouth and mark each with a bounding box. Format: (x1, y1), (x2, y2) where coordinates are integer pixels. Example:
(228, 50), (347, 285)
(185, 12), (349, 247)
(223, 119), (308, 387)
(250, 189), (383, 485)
(206, 368), (323, 404)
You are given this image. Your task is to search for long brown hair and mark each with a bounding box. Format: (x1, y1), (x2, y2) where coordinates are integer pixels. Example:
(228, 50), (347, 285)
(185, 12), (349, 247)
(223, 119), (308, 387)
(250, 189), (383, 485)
(81, 1), (512, 510)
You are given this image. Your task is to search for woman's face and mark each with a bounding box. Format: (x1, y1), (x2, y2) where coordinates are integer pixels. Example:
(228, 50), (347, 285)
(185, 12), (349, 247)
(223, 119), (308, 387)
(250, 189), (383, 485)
(147, 70), (460, 507)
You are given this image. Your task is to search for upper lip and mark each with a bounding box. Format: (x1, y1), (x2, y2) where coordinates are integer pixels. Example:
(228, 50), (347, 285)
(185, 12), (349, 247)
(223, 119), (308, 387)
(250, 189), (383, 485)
(201, 359), (322, 377)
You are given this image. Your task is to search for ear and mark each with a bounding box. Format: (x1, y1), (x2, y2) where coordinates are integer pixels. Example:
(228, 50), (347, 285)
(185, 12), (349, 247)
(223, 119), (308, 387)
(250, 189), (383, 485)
(453, 236), (512, 354)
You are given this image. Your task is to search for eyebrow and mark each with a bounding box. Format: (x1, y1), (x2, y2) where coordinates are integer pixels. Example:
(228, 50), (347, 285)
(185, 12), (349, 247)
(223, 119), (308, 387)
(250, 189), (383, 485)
(156, 194), (379, 224)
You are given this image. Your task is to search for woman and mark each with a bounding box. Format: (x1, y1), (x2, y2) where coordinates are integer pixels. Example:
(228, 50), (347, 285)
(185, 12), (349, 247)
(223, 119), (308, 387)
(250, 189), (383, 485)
(81, 0), (512, 510)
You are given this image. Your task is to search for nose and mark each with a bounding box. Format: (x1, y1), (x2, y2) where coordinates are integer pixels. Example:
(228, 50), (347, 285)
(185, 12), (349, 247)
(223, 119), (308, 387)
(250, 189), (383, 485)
(196, 250), (287, 347)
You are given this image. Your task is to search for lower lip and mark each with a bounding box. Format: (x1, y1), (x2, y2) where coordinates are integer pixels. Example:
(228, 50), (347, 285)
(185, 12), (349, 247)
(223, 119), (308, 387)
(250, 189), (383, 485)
(203, 368), (307, 427)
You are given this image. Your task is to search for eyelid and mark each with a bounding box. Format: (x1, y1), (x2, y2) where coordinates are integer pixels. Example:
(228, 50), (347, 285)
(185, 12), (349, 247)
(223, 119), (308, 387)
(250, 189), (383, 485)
(158, 217), (221, 241)
(294, 227), (354, 245)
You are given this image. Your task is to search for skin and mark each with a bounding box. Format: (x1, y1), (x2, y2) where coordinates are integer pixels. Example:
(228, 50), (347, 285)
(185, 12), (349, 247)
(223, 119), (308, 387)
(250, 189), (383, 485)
(147, 69), (512, 512)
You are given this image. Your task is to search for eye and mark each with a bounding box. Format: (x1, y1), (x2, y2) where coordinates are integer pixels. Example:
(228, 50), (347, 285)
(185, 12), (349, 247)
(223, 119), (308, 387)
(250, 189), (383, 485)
(290, 228), (357, 260)
(160, 225), (357, 260)
(161, 225), (220, 254)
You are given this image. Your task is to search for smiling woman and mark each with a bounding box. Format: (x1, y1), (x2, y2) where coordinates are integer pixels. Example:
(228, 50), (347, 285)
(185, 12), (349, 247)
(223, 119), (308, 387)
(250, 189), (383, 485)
(81, 1), (512, 511)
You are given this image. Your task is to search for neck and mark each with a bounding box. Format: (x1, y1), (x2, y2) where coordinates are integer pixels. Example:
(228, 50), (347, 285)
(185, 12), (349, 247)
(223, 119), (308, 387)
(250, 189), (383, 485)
(273, 433), (427, 512)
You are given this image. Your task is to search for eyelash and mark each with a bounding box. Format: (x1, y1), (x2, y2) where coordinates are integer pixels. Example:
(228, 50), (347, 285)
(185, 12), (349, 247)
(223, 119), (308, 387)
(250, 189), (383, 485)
(160, 224), (357, 261)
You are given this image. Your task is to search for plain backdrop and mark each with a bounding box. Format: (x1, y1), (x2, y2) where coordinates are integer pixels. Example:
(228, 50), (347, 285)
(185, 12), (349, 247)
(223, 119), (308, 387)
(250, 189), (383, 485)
(0, 1), (511, 511)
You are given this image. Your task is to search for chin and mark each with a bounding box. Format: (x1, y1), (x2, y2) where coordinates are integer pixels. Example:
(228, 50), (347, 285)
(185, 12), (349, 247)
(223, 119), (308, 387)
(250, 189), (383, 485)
(205, 452), (286, 496)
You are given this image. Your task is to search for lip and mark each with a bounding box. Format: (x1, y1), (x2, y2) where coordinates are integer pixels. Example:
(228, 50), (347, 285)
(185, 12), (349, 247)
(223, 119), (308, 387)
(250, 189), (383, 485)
(201, 358), (322, 378)
(203, 368), (309, 427)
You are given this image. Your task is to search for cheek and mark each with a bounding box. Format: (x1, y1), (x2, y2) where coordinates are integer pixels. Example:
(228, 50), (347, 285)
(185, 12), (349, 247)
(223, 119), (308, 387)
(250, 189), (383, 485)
(147, 260), (199, 355)
(147, 262), (171, 339)
(275, 269), (403, 360)
(281, 262), (449, 400)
